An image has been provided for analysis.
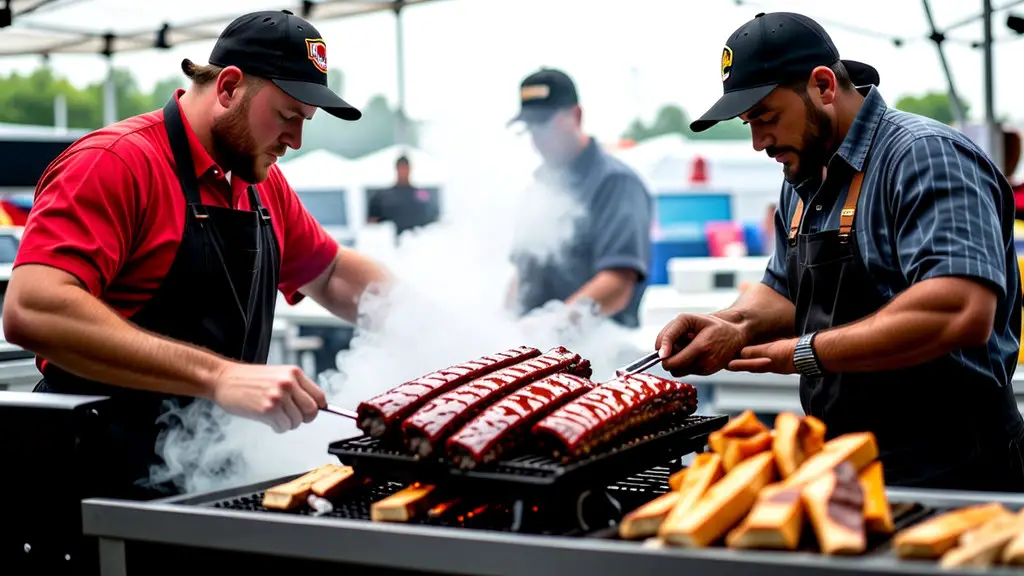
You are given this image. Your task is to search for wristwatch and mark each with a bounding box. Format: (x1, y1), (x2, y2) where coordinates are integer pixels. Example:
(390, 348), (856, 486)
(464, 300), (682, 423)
(793, 332), (824, 377)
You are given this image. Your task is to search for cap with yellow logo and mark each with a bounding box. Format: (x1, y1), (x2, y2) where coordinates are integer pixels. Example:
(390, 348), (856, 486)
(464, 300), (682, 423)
(508, 68), (580, 127)
(691, 12), (879, 133)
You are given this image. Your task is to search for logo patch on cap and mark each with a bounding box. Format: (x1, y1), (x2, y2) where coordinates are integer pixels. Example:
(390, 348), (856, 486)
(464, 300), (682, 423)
(521, 84), (550, 102)
(721, 46), (733, 82)
(305, 38), (328, 74)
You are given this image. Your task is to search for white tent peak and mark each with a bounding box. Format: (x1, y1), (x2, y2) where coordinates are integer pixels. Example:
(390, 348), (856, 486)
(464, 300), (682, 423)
(277, 148), (356, 191)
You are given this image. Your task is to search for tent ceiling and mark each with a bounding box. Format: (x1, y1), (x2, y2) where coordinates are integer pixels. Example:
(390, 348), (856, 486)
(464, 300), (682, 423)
(0, 0), (444, 56)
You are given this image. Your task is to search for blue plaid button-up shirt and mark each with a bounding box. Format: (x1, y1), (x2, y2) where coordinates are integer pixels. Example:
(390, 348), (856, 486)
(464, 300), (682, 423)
(763, 87), (1022, 388)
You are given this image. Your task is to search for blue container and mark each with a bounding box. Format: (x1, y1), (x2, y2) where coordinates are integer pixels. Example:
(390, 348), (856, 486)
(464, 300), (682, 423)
(648, 192), (731, 284)
(649, 239), (710, 285)
(744, 222), (766, 256)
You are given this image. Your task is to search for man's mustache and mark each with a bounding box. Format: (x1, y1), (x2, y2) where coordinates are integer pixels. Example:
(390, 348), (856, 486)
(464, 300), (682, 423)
(765, 146), (798, 158)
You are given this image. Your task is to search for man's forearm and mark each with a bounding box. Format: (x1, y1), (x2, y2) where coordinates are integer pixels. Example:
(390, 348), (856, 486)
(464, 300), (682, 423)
(308, 248), (391, 323)
(713, 283), (796, 345)
(5, 284), (226, 398)
(566, 269), (636, 316)
(812, 278), (996, 373)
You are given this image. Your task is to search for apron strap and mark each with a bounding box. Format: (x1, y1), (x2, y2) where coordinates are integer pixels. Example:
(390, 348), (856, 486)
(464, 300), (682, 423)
(838, 171), (865, 243)
(162, 96), (209, 221)
(247, 184), (272, 223)
(786, 171), (866, 246)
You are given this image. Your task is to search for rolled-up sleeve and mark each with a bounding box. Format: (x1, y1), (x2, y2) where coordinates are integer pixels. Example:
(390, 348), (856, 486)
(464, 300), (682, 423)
(890, 135), (1007, 298)
(590, 174), (652, 280)
(762, 184), (793, 299)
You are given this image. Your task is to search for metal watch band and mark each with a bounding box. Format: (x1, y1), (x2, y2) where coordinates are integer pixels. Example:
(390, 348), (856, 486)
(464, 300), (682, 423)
(793, 332), (823, 377)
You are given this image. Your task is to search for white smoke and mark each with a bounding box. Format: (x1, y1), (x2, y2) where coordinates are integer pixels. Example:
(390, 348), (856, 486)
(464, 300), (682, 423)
(150, 119), (647, 495)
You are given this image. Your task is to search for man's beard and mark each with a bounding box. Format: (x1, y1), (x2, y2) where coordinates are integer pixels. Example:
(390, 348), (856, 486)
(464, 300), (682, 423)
(210, 97), (278, 184)
(770, 98), (834, 184)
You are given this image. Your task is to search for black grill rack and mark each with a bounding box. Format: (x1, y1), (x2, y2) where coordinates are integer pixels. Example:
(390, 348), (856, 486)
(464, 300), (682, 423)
(328, 414), (726, 496)
(197, 464), (681, 537)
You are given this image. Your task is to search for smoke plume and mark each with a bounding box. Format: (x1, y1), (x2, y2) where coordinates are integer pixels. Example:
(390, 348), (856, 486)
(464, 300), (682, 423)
(150, 124), (647, 495)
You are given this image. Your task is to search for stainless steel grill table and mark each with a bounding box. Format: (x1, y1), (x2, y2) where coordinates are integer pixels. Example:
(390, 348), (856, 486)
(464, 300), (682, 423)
(82, 479), (1024, 576)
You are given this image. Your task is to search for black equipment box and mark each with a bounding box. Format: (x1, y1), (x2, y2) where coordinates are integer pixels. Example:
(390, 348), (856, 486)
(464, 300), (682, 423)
(0, 391), (111, 576)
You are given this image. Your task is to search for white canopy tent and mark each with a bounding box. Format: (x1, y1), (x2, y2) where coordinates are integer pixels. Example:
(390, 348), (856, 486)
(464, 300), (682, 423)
(276, 148), (358, 191)
(0, 0), (1020, 163)
(0, 0), (450, 144)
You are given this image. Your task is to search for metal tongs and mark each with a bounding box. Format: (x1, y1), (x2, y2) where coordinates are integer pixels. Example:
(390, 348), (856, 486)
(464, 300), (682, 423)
(321, 404), (358, 420)
(614, 351), (663, 378)
(316, 372), (358, 420)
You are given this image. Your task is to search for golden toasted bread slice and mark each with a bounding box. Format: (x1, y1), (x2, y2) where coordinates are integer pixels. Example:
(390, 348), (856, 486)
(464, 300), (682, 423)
(893, 502), (1009, 559)
(660, 452), (775, 548)
(619, 491), (681, 540)
(941, 511), (1024, 568)
(726, 483), (804, 551)
(709, 411), (771, 471)
(724, 432), (878, 550)
(371, 483), (440, 523)
(659, 453), (725, 539)
(310, 465), (365, 498)
(262, 464), (344, 510)
(772, 413), (827, 479)
(802, 461), (866, 555)
(785, 432), (879, 488)
(999, 520), (1024, 565)
(857, 461), (893, 534)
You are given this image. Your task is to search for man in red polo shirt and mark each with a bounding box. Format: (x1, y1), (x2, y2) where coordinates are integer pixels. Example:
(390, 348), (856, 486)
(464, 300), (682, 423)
(3, 10), (389, 499)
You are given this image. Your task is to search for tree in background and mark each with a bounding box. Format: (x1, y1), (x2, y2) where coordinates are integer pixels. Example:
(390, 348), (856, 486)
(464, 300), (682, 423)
(622, 103), (750, 143)
(894, 91), (970, 125)
(0, 65), (414, 158)
(300, 67), (420, 160)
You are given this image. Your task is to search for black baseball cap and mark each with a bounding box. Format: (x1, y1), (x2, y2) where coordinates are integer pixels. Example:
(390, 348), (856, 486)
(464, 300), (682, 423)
(202, 10), (360, 121)
(691, 12), (879, 133)
(508, 68), (580, 126)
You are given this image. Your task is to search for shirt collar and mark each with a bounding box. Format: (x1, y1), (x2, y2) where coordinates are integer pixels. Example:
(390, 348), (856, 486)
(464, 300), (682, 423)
(535, 136), (599, 187)
(834, 85), (887, 172)
(568, 136), (599, 178)
(171, 88), (240, 183)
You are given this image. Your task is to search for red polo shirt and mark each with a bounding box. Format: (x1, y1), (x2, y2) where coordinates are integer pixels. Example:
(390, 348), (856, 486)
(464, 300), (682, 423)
(15, 90), (339, 319)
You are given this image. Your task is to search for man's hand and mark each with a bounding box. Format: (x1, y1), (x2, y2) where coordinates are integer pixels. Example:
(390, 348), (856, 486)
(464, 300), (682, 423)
(727, 338), (798, 374)
(655, 314), (747, 377)
(211, 363), (327, 433)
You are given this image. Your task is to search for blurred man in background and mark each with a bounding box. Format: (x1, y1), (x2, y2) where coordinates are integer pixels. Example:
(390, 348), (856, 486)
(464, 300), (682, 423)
(507, 68), (652, 328)
(367, 155), (440, 237)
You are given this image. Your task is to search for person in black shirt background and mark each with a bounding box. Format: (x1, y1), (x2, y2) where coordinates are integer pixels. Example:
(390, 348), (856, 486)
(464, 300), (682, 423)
(366, 155), (440, 236)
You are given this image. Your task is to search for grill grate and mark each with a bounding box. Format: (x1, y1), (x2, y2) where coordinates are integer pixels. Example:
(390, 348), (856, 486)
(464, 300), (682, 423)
(209, 480), (408, 519)
(198, 461), (681, 536)
(329, 414), (726, 494)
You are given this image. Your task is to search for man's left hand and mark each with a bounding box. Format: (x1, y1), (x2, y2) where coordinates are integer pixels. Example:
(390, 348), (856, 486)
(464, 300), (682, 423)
(727, 338), (798, 374)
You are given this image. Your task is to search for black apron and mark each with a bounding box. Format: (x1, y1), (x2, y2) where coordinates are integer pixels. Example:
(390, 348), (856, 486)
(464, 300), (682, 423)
(33, 97), (281, 501)
(788, 168), (1024, 492)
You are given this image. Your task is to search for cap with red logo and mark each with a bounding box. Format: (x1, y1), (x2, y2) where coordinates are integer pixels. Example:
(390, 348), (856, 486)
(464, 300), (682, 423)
(203, 10), (360, 121)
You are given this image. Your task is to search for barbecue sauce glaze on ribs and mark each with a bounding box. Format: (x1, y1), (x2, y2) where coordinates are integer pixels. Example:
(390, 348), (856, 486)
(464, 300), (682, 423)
(446, 373), (595, 469)
(402, 346), (592, 458)
(356, 346), (542, 437)
(532, 372), (698, 460)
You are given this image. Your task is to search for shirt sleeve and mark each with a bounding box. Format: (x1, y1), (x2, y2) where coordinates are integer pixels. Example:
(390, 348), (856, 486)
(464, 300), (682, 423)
(272, 170), (340, 305)
(366, 191), (382, 221)
(14, 147), (139, 297)
(889, 135), (1008, 299)
(761, 183), (793, 299)
(590, 173), (652, 280)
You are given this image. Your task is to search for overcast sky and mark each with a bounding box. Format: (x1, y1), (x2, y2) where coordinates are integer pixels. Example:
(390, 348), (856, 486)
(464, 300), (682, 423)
(0, 0), (1022, 142)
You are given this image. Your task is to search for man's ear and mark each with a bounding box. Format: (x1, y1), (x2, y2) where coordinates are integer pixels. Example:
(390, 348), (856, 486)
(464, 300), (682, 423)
(809, 65), (837, 105)
(215, 66), (245, 109)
